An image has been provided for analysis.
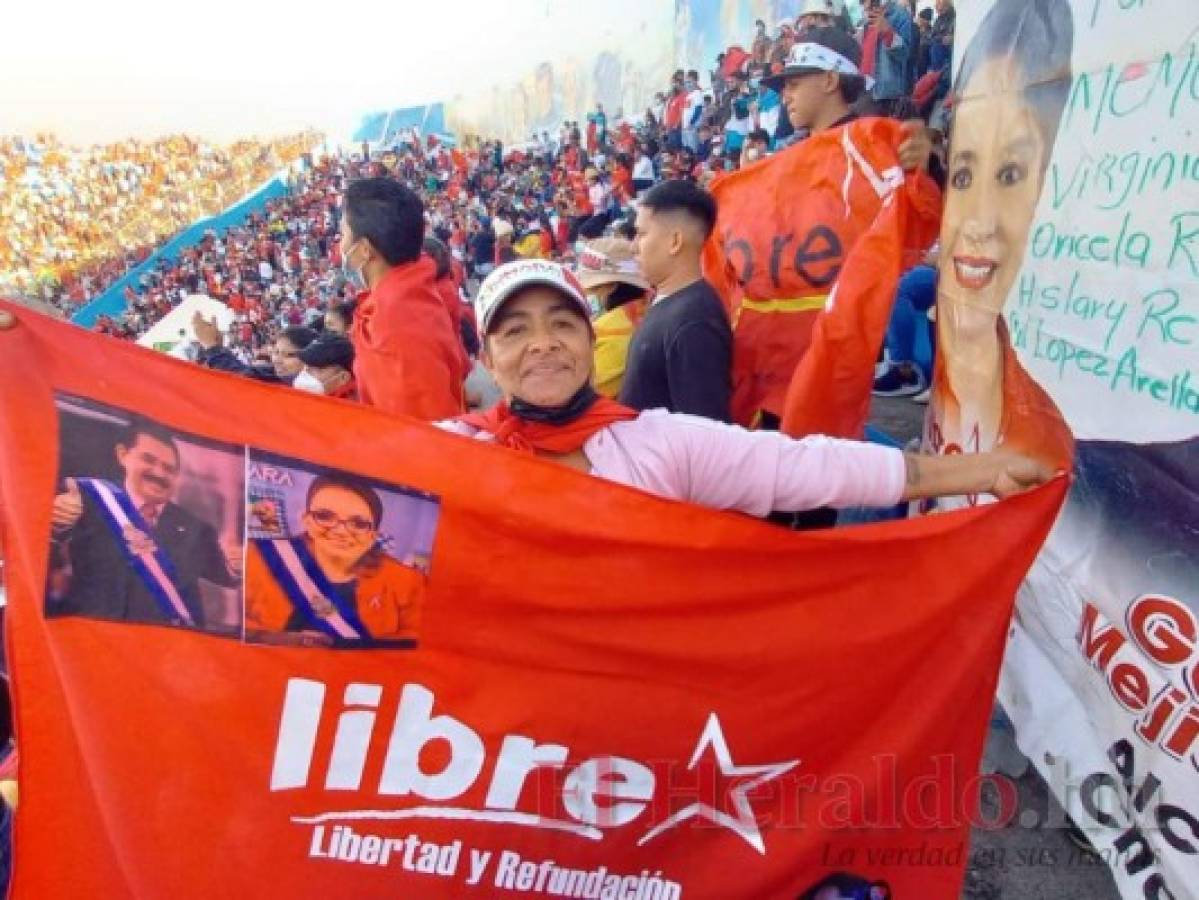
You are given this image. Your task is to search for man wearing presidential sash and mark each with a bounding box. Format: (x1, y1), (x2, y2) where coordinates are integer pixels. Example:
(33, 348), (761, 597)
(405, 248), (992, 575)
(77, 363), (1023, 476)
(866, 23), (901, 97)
(48, 420), (241, 628)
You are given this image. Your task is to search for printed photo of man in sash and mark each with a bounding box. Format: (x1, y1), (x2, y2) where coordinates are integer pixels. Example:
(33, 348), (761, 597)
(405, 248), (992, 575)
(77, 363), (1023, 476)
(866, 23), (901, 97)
(47, 399), (245, 632)
(243, 455), (438, 648)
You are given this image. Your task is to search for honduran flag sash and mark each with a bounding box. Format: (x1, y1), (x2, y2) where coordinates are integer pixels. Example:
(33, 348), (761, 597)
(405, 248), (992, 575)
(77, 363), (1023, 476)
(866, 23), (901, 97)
(254, 537), (368, 640)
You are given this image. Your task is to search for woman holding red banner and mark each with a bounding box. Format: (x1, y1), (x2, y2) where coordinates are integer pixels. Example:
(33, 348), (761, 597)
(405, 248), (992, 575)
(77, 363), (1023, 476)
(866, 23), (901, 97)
(926, 0), (1075, 472)
(440, 259), (1055, 515)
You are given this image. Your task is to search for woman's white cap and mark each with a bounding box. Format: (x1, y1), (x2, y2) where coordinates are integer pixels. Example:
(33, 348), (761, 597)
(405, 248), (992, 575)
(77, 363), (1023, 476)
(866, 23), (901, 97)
(476, 260), (592, 336)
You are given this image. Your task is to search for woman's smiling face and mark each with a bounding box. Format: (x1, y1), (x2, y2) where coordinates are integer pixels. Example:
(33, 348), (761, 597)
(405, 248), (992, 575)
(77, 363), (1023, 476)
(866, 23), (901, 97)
(483, 286), (594, 407)
(938, 57), (1049, 317)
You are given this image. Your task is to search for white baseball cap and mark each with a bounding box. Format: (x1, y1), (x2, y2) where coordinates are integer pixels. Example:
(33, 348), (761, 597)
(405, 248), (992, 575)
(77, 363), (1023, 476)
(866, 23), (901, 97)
(797, 0), (845, 17)
(475, 260), (592, 336)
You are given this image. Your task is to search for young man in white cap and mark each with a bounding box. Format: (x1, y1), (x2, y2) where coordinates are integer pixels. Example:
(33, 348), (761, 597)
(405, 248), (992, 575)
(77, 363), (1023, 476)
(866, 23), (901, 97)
(762, 25), (873, 138)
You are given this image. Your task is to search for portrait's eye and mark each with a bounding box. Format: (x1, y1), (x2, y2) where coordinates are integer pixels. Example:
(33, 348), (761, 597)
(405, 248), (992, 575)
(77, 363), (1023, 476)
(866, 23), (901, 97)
(950, 166), (973, 190)
(997, 162), (1026, 187)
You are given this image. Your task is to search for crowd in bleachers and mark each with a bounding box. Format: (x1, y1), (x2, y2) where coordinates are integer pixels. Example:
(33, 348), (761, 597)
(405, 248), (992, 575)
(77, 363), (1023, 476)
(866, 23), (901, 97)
(3, 0), (955, 394)
(0, 131), (320, 311)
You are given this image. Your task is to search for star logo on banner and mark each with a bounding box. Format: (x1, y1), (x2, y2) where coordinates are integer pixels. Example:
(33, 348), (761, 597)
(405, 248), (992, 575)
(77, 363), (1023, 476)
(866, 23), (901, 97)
(637, 713), (799, 855)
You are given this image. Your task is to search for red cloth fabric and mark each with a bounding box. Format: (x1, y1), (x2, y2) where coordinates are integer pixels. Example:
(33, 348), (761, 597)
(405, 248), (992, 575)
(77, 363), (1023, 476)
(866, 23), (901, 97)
(0, 300), (1069, 899)
(434, 274), (471, 380)
(350, 256), (465, 419)
(720, 46), (751, 78)
(704, 119), (941, 424)
(913, 69), (941, 108)
(457, 397), (637, 454)
(780, 169), (938, 439)
(664, 92), (687, 129)
(861, 26), (881, 77)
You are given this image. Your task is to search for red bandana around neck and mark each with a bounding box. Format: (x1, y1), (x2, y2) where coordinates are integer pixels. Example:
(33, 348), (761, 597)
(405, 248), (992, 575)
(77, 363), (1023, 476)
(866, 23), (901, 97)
(457, 397), (638, 454)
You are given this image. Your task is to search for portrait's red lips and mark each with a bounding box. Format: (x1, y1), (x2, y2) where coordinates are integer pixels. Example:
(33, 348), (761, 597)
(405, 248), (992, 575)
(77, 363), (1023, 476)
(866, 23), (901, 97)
(952, 255), (999, 290)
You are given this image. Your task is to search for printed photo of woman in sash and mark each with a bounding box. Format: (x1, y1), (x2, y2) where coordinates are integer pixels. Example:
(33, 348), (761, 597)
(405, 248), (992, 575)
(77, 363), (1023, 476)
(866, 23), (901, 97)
(243, 461), (438, 648)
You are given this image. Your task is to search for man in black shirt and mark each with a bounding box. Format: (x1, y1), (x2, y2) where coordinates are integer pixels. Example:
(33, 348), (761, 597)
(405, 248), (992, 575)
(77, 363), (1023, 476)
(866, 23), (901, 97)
(621, 181), (732, 422)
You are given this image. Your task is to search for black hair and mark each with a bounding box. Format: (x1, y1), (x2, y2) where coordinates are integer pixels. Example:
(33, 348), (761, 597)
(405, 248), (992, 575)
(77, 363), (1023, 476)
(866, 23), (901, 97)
(639, 180), (718, 240)
(838, 74), (866, 105)
(280, 326), (318, 350)
(117, 418), (180, 461)
(328, 300), (357, 328)
(605, 281), (647, 310)
(423, 236), (452, 280)
(460, 316), (481, 358)
(578, 215), (609, 240)
(748, 128), (771, 144)
(305, 474), (384, 528)
(343, 177), (426, 267)
(954, 0), (1074, 162)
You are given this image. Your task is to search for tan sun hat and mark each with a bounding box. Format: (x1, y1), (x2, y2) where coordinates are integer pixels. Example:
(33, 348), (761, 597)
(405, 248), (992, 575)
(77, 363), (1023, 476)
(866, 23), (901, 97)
(574, 238), (650, 292)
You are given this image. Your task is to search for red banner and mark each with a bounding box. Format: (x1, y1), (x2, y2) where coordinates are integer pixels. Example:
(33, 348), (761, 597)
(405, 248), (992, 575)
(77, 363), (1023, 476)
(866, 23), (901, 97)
(704, 119), (940, 426)
(0, 303), (1065, 899)
(781, 175), (921, 441)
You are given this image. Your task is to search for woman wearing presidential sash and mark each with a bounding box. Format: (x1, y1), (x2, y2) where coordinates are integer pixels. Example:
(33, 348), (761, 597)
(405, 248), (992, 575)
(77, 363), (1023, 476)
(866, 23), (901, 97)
(244, 474), (423, 646)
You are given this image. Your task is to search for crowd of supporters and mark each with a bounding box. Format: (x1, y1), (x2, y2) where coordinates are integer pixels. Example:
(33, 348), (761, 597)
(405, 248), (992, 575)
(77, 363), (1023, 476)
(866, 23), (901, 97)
(0, 0), (958, 407)
(0, 131), (320, 311)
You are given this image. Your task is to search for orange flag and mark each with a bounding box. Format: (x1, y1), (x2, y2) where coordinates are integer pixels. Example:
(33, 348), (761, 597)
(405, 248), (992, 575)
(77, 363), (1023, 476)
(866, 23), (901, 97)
(0, 302), (1064, 899)
(780, 172), (939, 440)
(704, 118), (940, 427)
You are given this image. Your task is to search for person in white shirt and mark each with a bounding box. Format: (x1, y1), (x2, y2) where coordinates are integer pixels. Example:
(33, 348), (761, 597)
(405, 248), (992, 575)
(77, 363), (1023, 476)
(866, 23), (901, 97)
(631, 148), (656, 195)
(586, 169), (610, 219)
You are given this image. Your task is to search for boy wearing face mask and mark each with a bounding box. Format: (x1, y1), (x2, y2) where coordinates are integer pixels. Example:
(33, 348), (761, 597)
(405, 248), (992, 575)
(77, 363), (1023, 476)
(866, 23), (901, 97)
(340, 177), (465, 419)
(293, 335), (357, 401)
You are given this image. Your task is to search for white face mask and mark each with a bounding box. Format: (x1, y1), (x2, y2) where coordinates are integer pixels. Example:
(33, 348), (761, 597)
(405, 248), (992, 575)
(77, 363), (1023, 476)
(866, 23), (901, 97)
(293, 369), (325, 394)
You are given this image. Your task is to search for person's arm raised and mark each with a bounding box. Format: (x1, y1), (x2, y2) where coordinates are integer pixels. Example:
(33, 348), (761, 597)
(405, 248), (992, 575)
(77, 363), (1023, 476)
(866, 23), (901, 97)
(900, 449), (1054, 502)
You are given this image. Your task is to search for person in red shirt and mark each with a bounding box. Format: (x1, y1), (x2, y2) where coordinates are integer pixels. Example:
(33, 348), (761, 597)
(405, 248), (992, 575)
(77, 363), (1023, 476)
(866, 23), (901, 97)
(422, 235), (471, 380)
(611, 158), (634, 205)
(341, 178), (464, 420)
(664, 82), (688, 147)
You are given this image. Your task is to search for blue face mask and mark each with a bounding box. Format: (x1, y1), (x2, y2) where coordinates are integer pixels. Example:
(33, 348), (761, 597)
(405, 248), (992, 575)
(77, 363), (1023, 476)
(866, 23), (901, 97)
(341, 239), (364, 289)
(750, 77), (761, 90)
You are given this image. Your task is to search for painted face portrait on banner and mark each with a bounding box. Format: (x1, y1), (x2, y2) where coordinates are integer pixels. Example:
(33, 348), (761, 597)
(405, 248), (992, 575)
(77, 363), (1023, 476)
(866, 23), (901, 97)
(927, 0), (1075, 470)
(925, 0), (1199, 894)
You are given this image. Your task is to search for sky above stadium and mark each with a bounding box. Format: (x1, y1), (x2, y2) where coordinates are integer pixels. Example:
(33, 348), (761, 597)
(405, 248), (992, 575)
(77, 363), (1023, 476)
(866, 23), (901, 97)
(2, 0), (573, 145)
